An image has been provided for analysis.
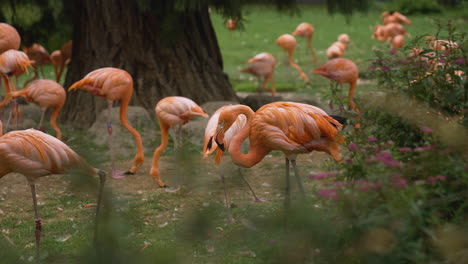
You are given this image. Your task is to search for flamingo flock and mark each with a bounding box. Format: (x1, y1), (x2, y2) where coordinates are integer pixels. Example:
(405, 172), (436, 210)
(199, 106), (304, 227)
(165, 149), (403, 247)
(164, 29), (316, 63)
(0, 10), (426, 261)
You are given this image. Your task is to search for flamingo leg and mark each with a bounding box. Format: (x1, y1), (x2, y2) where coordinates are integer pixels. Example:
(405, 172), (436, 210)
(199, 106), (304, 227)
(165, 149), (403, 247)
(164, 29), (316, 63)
(177, 125), (183, 150)
(284, 157), (291, 209)
(291, 159), (306, 198)
(38, 108), (46, 132)
(219, 171), (234, 222)
(106, 101), (124, 178)
(30, 184), (42, 263)
(237, 168), (264, 202)
(170, 127), (177, 151)
(94, 171), (106, 247)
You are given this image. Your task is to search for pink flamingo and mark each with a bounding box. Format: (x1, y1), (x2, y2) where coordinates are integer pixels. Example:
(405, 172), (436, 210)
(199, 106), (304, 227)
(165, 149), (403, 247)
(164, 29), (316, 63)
(151, 96), (208, 187)
(275, 34), (309, 83)
(292, 22), (317, 63)
(68, 67), (144, 177)
(0, 125), (107, 262)
(241, 52), (277, 96)
(9, 79), (66, 139)
(213, 102), (344, 205)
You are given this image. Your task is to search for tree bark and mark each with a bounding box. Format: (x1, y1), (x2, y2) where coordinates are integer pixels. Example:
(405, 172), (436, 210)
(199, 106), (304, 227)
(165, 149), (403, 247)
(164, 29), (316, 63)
(61, 0), (238, 128)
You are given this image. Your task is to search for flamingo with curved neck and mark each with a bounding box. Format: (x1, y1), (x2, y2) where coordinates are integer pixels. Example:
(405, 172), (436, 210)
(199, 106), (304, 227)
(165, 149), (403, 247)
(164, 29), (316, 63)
(214, 103), (344, 204)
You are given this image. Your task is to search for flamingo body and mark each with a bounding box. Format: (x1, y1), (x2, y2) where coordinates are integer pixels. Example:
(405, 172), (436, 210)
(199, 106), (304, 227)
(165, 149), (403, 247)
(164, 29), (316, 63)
(10, 80), (66, 139)
(150, 96), (208, 187)
(69, 67), (144, 175)
(275, 34), (309, 83)
(0, 23), (20, 54)
(292, 22), (316, 63)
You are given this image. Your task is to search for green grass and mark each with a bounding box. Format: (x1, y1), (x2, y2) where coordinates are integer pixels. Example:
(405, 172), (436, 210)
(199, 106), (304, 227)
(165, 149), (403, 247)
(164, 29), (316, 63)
(211, 5), (466, 95)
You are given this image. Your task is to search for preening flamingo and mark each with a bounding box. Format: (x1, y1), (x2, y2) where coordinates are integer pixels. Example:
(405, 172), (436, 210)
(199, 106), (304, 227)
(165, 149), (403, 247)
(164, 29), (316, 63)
(52, 40), (72, 83)
(68, 67), (144, 177)
(151, 96), (208, 187)
(0, 49), (32, 128)
(275, 34), (309, 83)
(9, 79), (66, 140)
(203, 105), (262, 209)
(0, 127), (107, 262)
(0, 23), (21, 54)
(241, 52), (276, 96)
(292, 22), (317, 63)
(23, 43), (52, 85)
(391, 34), (405, 52)
(372, 23), (406, 42)
(312, 58), (361, 127)
(213, 102), (344, 205)
(326, 41), (346, 60)
(425, 35), (459, 51)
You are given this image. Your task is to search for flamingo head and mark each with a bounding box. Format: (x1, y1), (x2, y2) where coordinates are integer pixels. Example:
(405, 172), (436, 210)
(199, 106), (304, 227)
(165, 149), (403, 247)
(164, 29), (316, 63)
(214, 107), (238, 151)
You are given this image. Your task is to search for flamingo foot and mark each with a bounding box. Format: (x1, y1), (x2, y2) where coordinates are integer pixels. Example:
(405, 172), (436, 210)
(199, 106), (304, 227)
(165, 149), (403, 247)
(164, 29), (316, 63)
(124, 171), (135, 175)
(111, 169), (127, 179)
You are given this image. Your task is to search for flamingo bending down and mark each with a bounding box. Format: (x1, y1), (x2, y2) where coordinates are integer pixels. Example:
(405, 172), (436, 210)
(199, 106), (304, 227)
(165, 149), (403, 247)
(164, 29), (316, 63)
(52, 40), (72, 83)
(10, 79), (66, 139)
(203, 105), (262, 209)
(151, 96), (208, 187)
(68, 67), (144, 177)
(213, 102), (344, 205)
(0, 126), (107, 262)
(0, 50), (32, 127)
(23, 43), (52, 85)
(241, 52), (276, 96)
(312, 58), (361, 127)
(292, 22), (317, 63)
(0, 23), (21, 54)
(391, 34), (405, 52)
(275, 34), (309, 83)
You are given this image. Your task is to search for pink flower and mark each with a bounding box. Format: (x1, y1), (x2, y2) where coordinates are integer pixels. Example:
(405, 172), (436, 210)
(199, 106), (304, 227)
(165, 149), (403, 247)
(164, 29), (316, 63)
(334, 181), (348, 188)
(309, 171), (340, 180)
(428, 175), (447, 183)
(317, 188), (339, 200)
(399, 147), (413, 152)
(345, 159), (352, 163)
(414, 145), (435, 152)
(358, 181), (382, 192)
(375, 151), (401, 167)
(348, 143), (359, 151)
(368, 137), (377, 142)
(420, 126), (432, 134)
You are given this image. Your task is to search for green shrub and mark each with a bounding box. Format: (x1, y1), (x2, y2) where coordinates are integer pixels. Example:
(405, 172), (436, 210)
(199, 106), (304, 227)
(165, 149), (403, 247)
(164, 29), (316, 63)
(387, 0), (443, 14)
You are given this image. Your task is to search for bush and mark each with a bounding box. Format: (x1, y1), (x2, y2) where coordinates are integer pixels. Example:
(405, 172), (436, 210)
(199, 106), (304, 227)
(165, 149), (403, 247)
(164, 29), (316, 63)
(387, 0), (443, 14)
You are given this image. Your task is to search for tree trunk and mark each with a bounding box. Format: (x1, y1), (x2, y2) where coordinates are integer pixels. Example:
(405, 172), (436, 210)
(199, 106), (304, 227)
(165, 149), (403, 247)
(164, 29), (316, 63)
(61, 0), (238, 128)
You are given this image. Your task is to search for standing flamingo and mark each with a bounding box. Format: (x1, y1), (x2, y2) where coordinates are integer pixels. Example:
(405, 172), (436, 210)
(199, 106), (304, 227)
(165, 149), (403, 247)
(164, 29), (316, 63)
(292, 22), (317, 63)
(68, 67), (144, 177)
(326, 41), (346, 59)
(275, 34), (309, 83)
(23, 43), (52, 85)
(0, 127), (107, 262)
(213, 102), (344, 205)
(52, 40), (72, 83)
(203, 105), (262, 210)
(0, 23), (21, 54)
(151, 96), (208, 187)
(241, 52), (276, 96)
(9, 79), (66, 139)
(312, 58), (361, 127)
(0, 50), (32, 128)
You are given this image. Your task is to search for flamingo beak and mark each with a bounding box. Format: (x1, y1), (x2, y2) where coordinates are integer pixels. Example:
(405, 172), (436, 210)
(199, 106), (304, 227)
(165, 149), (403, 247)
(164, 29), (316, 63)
(214, 128), (225, 152)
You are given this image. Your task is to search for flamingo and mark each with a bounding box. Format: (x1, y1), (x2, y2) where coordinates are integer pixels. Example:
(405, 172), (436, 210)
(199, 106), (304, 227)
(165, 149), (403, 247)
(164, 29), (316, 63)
(9, 79), (66, 139)
(275, 34), (309, 84)
(0, 23), (21, 54)
(338, 34), (350, 47)
(241, 52), (276, 96)
(52, 40), (72, 83)
(326, 41), (346, 59)
(0, 50), (32, 128)
(203, 105), (262, 211)
(151, 96), (208, 187)
(292, 22), (317, 63)
(68, 67), (144, 178)
(312, 58), (361, 127)
(0, 125), (107, 263)
(391, 34), (405, 52)
(372, 23), (406, 42)
(226, 19), (237, 31)
(382, 11), (411, 25)
(212, 102), (344, 205)
(23, 43), (52, 85)
(425, 36), (459, 51)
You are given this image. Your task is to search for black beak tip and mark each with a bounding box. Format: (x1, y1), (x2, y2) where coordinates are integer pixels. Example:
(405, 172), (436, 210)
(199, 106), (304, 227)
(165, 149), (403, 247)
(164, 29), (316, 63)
(207, 137), (213, 150)
(219, 143), (225, 152)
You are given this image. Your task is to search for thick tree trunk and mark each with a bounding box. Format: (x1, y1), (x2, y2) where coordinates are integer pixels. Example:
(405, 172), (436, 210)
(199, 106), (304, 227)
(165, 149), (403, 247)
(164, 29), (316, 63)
(61, 0), (237, 128)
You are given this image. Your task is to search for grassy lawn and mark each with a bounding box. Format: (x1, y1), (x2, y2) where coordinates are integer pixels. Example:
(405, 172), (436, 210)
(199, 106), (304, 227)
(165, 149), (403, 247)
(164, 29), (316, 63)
(1, 4), (466, 264)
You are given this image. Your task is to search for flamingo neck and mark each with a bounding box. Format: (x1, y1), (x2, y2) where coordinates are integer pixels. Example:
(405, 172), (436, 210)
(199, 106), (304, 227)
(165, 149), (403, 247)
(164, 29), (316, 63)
(229, 106), (270, 168)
